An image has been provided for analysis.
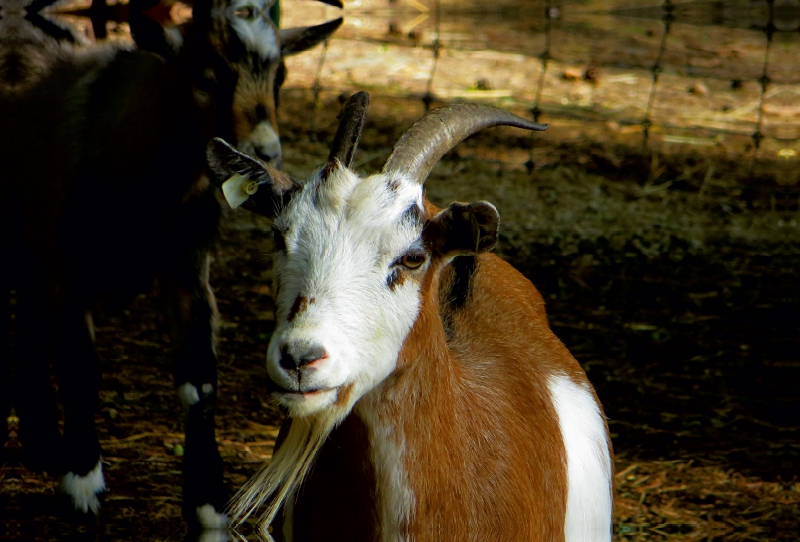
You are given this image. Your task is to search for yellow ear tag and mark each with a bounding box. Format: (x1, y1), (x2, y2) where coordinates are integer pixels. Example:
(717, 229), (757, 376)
(221, 174), (258, 209)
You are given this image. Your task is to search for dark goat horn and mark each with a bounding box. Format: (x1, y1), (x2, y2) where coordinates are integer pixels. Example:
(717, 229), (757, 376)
(381, 104), (548, 184)
(327, 91), (370, 169)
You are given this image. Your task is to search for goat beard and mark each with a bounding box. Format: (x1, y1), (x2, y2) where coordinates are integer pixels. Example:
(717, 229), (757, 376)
(228, 402), (353, 536)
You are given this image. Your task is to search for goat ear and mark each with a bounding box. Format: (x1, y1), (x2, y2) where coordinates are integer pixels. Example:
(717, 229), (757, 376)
(129, 12), (184, 59)
(279, 18), (343, 56)
(424, 202), (500, 258)
(206, 138), (295, 216)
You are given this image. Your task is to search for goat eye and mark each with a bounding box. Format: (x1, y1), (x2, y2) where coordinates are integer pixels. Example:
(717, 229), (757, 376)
(399, 252), (426, 270)
(195, 71), (216, 92)
(234, 6), (255, 19)
(192, 88), (211, 106)
(273, 230), (286, 251)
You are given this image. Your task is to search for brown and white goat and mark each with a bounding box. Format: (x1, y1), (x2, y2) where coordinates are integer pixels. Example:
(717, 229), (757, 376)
(207, 93), (614, 541)
(0, 0), (339, 529)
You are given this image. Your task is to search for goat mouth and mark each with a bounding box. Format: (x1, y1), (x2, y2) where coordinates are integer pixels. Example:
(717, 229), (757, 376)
(286, 388), (329, 396)
(267, 379), (336, 397)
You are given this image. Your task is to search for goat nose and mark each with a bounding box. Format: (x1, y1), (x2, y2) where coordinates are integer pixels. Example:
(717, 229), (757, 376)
(279, 341), (327, 371)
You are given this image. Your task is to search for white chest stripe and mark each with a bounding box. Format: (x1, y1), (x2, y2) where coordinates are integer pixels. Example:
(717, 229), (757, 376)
(358, 404), (415, 542)
(548, 374), (613, 542)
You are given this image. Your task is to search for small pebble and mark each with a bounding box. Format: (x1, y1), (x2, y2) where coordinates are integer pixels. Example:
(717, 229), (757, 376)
(688, 82), (709, 97)
(561, 69), (581, 81)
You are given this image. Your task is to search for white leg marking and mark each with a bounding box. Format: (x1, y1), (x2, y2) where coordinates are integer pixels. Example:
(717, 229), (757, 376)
(549, 374), (613, 542)
(196, 503), (229, 530)
(178, 382), (200, 409)
(59, 459), (106, 515)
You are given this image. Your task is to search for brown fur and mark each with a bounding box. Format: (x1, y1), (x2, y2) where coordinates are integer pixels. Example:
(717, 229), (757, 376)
(232, 69), (280, 143)
(283, 199), (609, 541)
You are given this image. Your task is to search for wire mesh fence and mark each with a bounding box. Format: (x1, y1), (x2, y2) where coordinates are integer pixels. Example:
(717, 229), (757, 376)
(33, 0), (800, 224)
(280, 0), (794, 178)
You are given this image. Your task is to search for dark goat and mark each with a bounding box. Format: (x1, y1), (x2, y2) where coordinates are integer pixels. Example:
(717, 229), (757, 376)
(0, 0), (340, 528)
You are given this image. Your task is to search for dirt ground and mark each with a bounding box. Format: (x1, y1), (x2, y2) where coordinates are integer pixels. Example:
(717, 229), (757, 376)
(2, 89), (798, 541)
(2, 0), (800, 540)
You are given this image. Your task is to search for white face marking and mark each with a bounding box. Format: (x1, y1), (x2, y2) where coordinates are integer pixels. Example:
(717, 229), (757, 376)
(548, 374), (613, 542)
(237, 121), (282, 166)
(196, 503), (229, 530)
(59, 460), (106, 515)
(229, 0), (280, 62)
(178, 382), (200, 409)
(267, 167), (426, 420)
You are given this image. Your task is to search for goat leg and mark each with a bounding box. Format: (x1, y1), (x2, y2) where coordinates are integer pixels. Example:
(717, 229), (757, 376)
(0, 265), (11, 465)
(13, 272), (64, 474)
(52, 296), (105, 516)
(157, 208), (226, 531)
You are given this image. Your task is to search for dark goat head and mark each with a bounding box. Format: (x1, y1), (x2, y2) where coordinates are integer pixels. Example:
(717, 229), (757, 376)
(132, 0), (343, 168)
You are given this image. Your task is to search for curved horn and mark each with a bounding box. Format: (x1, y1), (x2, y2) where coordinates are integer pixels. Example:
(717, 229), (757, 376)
(327, 91), (370, 169)
(381, 104), (548, 184)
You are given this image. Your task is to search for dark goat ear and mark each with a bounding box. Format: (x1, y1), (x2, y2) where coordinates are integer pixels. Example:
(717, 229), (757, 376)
(206, 138), (296, 216)
(279, 18), (343, 56)
(129, 12), (183, 59)
(424, 202), (500, 258)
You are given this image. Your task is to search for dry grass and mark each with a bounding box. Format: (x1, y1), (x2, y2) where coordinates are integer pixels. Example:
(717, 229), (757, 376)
(614, 458), (798, 541)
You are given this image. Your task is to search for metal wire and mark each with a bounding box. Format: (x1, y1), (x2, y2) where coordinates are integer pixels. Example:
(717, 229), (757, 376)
(642, 0), (674, 152)
(422, 0), (441, 111)
(525, 0), (553, 174)
(750, 2), (774, 180)
(309, 37), (331, 142)
(38, 0), (785, 185)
